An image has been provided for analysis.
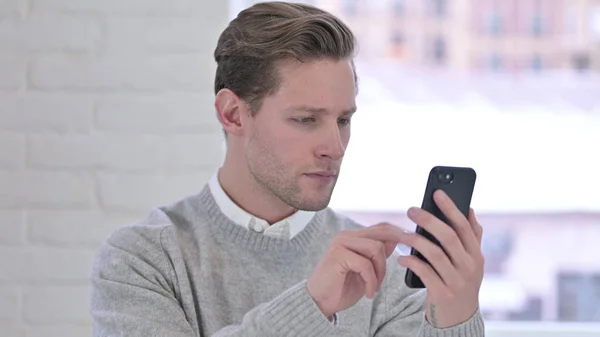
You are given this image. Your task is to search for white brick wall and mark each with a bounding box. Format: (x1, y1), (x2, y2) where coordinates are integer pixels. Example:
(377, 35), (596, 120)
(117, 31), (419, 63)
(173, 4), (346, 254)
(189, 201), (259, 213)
(0, 0), (24, 16)
(0, 0), (229, 335)
(0, 14), (102, 52)
(0, 53), (27, 90)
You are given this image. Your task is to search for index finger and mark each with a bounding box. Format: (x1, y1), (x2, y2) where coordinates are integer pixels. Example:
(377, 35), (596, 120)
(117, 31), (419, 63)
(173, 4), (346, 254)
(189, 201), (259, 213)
(433, 190), (480, 256)
(342, 223), (406, 257)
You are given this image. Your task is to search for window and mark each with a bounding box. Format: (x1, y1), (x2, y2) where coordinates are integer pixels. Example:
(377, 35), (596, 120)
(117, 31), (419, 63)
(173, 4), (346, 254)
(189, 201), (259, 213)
(230, 1), (600, 335)
(489, 53), (503, 71)
(531, 55), (543, 71)
(481, 230), (513, 275)
(572, 53), (590, 72)
(390, 30), (406, 59)
(391, 30), (404, 45)
(432, 36), (446, 64)
(488, 11), (503, 36)
(430, 0), (447, 18)
(393, 0), (404, 16)
(558, 273), (600, 321)
(342, 0), (357, 16)
(531, 13), (543, 37)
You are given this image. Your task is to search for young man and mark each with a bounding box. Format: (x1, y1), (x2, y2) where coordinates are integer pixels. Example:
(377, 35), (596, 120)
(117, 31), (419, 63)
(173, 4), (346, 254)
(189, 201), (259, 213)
(90, 2), (486, 336)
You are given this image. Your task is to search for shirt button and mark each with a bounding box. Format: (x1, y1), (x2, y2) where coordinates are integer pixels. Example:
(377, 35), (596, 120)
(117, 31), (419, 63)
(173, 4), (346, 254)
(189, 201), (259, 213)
(252, 222), (264, 233)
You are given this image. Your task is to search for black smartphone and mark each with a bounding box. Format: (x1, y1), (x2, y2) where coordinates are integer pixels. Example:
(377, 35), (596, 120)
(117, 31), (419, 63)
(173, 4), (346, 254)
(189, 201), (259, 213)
(404, 166), (477, 289)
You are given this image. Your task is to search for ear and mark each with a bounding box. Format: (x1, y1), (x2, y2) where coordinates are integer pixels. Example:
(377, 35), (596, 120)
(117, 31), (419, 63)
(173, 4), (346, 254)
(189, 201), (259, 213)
(214, 89), (250, 137)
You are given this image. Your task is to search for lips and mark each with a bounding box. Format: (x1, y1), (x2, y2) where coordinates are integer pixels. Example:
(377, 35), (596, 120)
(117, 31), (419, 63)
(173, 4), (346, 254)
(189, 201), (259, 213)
(307, 171), (336, 177)
(304, 171), (337, 184)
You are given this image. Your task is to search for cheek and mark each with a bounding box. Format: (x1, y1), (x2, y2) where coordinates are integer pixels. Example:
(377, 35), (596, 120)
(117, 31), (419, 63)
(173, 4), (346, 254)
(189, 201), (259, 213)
(341, 127), (351, 148)
(251, 125), (293, 161)
(267, 123), (305, 149)
(271, 134), (303, 161)
(251, 118), (316, 164)
(269, 131), (312, 168)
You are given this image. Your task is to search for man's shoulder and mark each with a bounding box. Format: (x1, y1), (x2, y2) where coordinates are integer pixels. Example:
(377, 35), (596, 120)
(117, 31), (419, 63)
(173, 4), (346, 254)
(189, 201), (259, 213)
(92, 190), (209, 282)
(102, 208), (175, 254)
(102, 189), (207, 252)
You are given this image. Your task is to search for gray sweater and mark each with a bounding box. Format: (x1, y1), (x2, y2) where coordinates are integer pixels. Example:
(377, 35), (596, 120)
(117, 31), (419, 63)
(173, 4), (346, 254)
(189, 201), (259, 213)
(90, 184), (485, 336)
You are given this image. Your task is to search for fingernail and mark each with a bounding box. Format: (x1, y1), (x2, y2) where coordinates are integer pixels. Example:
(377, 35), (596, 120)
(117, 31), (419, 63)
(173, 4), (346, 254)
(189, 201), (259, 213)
(408, 207), (418, 216)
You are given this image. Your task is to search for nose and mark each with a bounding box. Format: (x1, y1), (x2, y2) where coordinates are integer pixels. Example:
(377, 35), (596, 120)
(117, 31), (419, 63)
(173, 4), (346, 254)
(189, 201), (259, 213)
(315, 122), (346, 161)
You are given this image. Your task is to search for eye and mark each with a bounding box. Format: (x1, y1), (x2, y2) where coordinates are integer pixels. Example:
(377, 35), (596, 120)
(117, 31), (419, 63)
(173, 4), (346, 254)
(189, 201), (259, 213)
(338, 118), (351, 126)
(295, 117), (316, 124)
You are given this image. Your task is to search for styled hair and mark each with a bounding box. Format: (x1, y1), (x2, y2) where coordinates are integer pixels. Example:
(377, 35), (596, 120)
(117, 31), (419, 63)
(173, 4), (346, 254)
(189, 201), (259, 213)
(213, 1), (358, 114)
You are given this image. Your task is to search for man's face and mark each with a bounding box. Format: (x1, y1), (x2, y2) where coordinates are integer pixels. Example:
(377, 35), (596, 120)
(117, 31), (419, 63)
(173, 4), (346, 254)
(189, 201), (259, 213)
(244, 59), (356, 211)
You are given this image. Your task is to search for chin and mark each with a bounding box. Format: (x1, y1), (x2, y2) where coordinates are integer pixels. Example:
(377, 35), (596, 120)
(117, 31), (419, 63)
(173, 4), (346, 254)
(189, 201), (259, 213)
(295, 203), (329, 212)
(292, 193), (333, 212)
(276, 177), (337, 211)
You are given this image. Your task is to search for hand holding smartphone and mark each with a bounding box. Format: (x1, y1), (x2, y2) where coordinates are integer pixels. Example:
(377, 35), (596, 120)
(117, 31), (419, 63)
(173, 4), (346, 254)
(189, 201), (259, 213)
(404, 166), (477, 289)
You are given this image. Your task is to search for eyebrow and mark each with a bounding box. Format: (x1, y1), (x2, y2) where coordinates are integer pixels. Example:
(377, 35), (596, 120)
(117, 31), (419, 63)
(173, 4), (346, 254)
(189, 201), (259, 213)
(288, 105), (357, 116)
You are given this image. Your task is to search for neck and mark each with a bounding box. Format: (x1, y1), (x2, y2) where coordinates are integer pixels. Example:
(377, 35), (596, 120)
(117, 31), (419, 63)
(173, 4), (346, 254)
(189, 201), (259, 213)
(218, 151), (296, 225)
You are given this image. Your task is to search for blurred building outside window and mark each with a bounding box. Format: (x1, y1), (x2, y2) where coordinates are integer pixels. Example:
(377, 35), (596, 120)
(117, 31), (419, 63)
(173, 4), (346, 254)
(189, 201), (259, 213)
(230, 1), (600, 335)
(393, 0), (404, 16)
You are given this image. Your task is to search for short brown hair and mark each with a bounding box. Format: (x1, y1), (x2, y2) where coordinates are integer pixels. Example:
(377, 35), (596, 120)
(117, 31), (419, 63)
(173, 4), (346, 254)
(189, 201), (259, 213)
(213, 1), (358, 114)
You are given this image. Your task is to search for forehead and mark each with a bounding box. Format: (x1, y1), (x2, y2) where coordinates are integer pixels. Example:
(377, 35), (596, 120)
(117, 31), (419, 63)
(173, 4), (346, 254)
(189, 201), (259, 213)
(271, 59), (357, 108)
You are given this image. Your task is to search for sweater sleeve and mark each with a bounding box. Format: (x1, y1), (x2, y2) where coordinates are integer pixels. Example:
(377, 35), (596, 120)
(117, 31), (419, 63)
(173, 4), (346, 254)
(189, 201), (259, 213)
(90, 225), (197, 337)
(90, 224), (336, 337)
(212, 280), (336, 337)
(371, 256), (485, 337)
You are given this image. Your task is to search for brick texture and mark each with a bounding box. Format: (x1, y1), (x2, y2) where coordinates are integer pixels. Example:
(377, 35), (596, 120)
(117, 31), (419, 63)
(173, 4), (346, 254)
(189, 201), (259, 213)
(0, 0), (25, 16)
(0, 1), (229, 334)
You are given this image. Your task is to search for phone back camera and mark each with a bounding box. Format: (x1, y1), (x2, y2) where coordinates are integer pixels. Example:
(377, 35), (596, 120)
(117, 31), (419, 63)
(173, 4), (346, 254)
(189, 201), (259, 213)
(437, 173), (454, 184)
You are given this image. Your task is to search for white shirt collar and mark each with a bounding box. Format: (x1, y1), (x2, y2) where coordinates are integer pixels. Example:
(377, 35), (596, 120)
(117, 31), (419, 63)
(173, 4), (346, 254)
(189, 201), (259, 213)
(208, 170), (315, 239)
